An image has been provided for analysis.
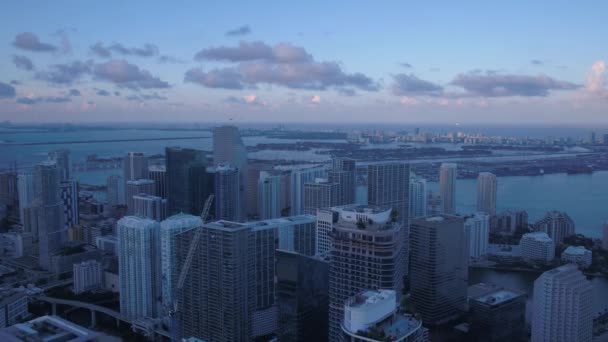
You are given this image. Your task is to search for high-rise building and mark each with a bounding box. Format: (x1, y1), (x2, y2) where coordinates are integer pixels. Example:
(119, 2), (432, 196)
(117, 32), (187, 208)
(520, 232), (555, 264)
(328, 205), (406, 341)
(48, 149), (70, 181)
(73, 260), (103, 294)
(246, 162), (273, 217)
(123, 152), (148, 181)
(367, 162), (410, 225)
(532, 264), (593, 342)
(132, 194), (167, 221)
(117, 216), (161, 320)
(17, 173), (35, 225)
(476, 172), (497, 215)
(328, 157), (356, 206)
(469, 287), (526, 342)
(491, 209), (528, 234)
(341, 289), (428, 342)
(60, 180), (79, 229)
(106, 175), (125, 207)
(258, 171), (281, 219)
(303, 178), (338, 215)
(165, 147), (209, 215)
(213, 125), (248, 219)
(148, 165), (167, 199)
(410, 215), (468, 325)
(409, 175), (427, 219)
(439, 163), (457, 214)
(465, 212), (490, 259)
(125, 179), (155, 215)
(160, 214), (202, 310)
(276, 250), (329, 342)
(34, 161), (67, 270)
(534, 210), (575, 244)
(603, 221), (608, 250)
(290, 166), (327, 215)
(215, 165), (241, 221)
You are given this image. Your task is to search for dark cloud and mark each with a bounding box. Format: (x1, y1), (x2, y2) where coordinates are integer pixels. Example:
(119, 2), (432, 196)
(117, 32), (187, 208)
(13, 55), (34, 71)
(17, 96), (71, 104)
(93, 60), (170, 89)
(451, 71), (580, 97)
(195, 41), (311, 63)
(392, 74), (443, 96)
(0, 82), (16, 98)
(127, 92), (168, 101)
(189, 41), (377, 92)
(531, 59), (544, 66)
(36, 60), (92, 84)
(225, 25), (252, 37)
(184, 68), (245, 89)
(96, 89), (111, 96)
(68, 89), (80, 96)
(90, 42), (159, 58)
(400, 63), (412, 68)
(9, 80), (21, 86)
(12, 32), (57, 52)
(114, 91), (121, 96)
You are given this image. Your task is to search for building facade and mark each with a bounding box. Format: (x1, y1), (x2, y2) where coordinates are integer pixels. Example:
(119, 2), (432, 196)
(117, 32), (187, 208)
(465, 212), (490, 259)
(73, 259), (103, 294)
(439, 163), (457, 214)
(520, 232), (555, 264)
(290, 166), (327, 215)
(476, 172), (497, 215)
(534, 210), (575, 244)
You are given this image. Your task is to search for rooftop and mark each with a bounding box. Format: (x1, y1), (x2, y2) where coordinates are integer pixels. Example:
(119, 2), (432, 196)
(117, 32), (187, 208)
(522, 231), (553, 242)
(563, 245), (591, 255)
(0, 315), (100, 342)
(472, 289), (524, 306)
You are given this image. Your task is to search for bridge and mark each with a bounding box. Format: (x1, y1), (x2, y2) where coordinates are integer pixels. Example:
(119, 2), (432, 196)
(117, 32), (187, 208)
(33, 295), (170, 339)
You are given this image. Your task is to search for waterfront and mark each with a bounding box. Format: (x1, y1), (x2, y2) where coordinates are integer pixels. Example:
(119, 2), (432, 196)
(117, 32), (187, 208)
(469, 267), (608, 324)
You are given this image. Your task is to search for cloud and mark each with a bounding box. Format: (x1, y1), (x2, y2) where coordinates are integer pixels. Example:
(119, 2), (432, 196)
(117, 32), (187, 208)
(157, 55), (184, 64)
(531, 59), (544, 66)
(399, 96), (418, 105)
(16, 96), (71, 104)
(90, 42), (159, 58)
(337, 88), (357, 96)
(185, 67), (245, 89)
(36, 60), (92, 84)
(392, 73), (444, 96)
(13, 55), (34, 71)
(0, 82), (16, 98)
(586, 60), (606, 93)
(96, 89), (111, 96)
(400, 63), (412, 68)
(114, 91), (121, 96)
(54, 29), (73, 54)
(126, 92), (168, 101)
(309, 95), (321, 103)
(68, 89), (80, 96)
(9, 80), (21, 86)
(451, 71), (580, 97)
(12, 32), (57, 52)
(93, 59), (170, 89)
(223, 94), (262, 106)
(194, 41), (312, 64)
(226, 25), (251, 37)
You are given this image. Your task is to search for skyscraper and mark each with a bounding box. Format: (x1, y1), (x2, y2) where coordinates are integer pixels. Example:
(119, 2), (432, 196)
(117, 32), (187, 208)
(303, 179), (338, 215)
(106, 175), (125, 207)
(125, 179), (155, 215)
(532, 264), (592, 342)
(476, 172), (497, 215)
(165, 147), (208, 215)
(367, 162), (410, 225)
(439, 163), (457, 214)
(117, 216), (161, 320)
(327, 205), (406, 341)
(215, 165), (241, 221)
(48, 149), (70, 181)
(409, 174), (428, 219)
(123, 152), (148, 181)
(410, 215), (468, 325)
(213, 125), (248, 219)
(17, 173), (35, 225)
(59, 180), (79, 229)
(328, 157), (356, 206)
(290, 166), (327, 215)
(534, 210), (575, 244)
(258, 171), (282, 220)
(246, 162), (274, 218)
(465, 212), (490, 259)
(132, 194), (167, 221)
(34, 161), (67, 270)
(159, 213), (202, 311)
(276, 250), (329, 342)
(148, 165), (167, 199)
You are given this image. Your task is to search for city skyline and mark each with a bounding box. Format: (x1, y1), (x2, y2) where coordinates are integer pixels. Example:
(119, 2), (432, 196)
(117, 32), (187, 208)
(1, 1), (608, 124)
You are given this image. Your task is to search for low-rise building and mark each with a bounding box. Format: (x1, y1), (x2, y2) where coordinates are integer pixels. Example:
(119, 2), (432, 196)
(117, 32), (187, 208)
(469, 287), (526, 342)
(342, 289), (428, 342)
(0, 315), (101, 341)
(73, 260), (103, 294)
(0, 291), (29, 328)
(561, 246), (592, 268)
(520, 232), (555, 264)
(0, 232), (33, 258)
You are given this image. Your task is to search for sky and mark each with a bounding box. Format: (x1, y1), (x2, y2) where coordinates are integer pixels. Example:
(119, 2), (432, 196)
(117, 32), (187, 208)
(0, 1), (607, 125)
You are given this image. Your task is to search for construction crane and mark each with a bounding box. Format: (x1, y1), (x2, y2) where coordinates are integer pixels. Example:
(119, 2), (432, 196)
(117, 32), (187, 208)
(167, 194), (214, 341)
